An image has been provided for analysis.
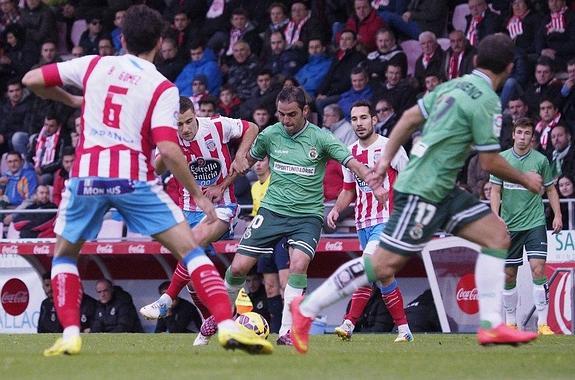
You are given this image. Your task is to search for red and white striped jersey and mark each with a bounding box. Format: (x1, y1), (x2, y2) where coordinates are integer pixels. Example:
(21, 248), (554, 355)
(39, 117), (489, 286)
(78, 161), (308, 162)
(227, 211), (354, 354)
(179, 115), (248, 211)
(343, 135), (408, 229)
(41, 54), (179, 182)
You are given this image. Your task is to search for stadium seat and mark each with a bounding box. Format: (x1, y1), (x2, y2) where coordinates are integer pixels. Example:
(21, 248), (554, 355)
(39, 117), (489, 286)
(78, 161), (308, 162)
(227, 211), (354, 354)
(452, 4), (470, 32)
(437, 38), (450, 51)
(6, 222), (20, 239)
(400, 40), (422, 77)
(71, 19), (87, 47)
(97, 219), (124, 241)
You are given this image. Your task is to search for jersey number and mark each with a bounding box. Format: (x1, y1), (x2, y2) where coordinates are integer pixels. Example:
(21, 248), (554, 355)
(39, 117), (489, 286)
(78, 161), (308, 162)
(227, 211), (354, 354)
(103, 85), (128, 129)
(250, 215), (264, 229)
(414, 203), (436, 226)
(430, 95), (455, 124)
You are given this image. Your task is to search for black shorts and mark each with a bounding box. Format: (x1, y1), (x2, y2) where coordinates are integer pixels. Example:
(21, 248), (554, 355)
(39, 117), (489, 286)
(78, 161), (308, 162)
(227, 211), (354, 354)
(257, 237), (290, 273)
(506, 225), (548, 267)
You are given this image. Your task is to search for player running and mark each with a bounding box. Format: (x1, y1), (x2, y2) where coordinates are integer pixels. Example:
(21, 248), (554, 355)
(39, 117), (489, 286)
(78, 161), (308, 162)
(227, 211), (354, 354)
(327, 101), (412, 342)
(23, 5), (271, 356)
(290, 34), (541, 353)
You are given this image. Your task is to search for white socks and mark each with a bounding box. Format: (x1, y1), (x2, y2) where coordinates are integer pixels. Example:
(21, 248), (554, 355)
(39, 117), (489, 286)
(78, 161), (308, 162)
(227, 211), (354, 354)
(502, 287), (518, 325)
(475, 253), (505, 328)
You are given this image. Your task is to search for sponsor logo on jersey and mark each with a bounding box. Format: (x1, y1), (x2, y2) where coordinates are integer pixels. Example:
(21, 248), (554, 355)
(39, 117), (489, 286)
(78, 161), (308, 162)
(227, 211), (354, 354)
(273, 162), (315, 176)
(190, 158), (222, 187)
(88, 127), (135, 144)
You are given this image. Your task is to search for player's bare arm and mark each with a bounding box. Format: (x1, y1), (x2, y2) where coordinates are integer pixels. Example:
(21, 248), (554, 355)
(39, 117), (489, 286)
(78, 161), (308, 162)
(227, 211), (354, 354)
(157, 140), (217, 223)
(546, 184), (563, 234)
(489, 182), (506, 225)
(326, 188), (356, 230)
(479, 152), (543, 194)
(231, 122), (259, 175)
(154, 154), (167, 175)
(368, 105), (424, 188)
(22, 68), (83, 108)
(203, 170), (239, 203)
(346, 158), (387, 204)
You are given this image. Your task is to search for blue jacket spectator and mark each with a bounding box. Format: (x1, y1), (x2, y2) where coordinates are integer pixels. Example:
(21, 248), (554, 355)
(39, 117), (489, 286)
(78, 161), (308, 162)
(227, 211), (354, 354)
(175, 44), (222, 96)
(1, 151), (37, 207)
(337, 68), (373, 120)
(295, 39), (333, 98)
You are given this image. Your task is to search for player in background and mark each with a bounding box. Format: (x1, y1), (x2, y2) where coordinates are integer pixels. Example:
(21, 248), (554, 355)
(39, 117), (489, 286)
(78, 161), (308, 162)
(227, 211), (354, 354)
(223, 86), (385, 345)
(140, 96), (259, 346)
(23, 5), (272, 356)
(490, 117), (562, 335)
(327, 101), (412, 342)
(290, 34), (542, 353)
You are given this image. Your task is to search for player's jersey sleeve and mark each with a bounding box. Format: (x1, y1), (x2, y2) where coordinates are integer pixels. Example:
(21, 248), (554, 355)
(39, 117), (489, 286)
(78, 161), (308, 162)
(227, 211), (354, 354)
(151, 85), (179, 145)
(417, 85), (440, 119)
(542, 156), (556, 187)
(471, 95), (501, 152)
(391, 145), (409, 172)
(42, 55), (99, 88)
(249, 127), (269, 161)
(219, 116), (248, 144)
(321, 130), (352, 166)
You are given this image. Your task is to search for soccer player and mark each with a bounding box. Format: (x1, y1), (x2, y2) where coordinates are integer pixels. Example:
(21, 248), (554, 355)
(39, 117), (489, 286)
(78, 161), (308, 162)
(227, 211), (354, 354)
(225, 86), (383, 345)
(290, 34), (542, 353)
(489, 117), (562, 335)
(23, 5), (272, 356)
(139, 96), (259, 345)
(327, 101), (412, 342)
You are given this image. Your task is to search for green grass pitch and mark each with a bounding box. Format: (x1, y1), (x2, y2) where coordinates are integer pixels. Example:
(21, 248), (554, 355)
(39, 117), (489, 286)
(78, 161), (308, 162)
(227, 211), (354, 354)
(1, 333), (574, 380)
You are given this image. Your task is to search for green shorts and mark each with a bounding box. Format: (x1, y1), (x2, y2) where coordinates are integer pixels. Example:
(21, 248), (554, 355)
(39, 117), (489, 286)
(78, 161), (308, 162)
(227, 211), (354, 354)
(237, 207), (323, 259)
(379, 188), (491, 256)
(505, 225), (548, 267)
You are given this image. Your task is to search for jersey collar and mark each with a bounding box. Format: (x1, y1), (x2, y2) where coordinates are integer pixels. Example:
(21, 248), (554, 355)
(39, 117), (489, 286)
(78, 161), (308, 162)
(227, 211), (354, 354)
(471, 69), (493, 88)
(511, 147), (532, 160)
(289, 120), (310, 139)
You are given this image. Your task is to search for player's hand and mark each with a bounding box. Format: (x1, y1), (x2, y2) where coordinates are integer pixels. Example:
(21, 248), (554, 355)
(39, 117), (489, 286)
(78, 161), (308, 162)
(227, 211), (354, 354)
(552, 215), (563, 234)
(372, 186), (389, 206)
(326, 208), (339, 230)
(366, 169), (385, 190)
(522, 171), (543, 194)
(203, 184), (224, 203)
(231, 156), (250, 175)
(194, 195), (217, 224)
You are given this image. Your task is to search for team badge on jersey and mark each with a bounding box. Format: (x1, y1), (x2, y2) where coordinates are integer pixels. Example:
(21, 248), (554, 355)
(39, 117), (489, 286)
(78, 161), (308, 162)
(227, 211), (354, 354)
(409, 223), (424, 240)
(206, 139), (216, 152)
(308, 147), (318, 160)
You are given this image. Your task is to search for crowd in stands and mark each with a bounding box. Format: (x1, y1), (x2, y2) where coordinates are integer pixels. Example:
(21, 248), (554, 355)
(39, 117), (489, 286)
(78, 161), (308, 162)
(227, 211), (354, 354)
(1, 0), (575, 238)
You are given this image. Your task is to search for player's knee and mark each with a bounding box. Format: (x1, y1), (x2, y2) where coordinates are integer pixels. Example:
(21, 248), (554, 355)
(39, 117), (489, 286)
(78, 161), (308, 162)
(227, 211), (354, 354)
(531, 263), (546, 279)
(485, 229), (511, 250)
(230, 259), (252, 277)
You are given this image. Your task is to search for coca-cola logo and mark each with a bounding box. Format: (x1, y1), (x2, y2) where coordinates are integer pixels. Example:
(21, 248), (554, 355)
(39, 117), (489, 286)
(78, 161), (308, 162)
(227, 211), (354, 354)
(549, 270), (572, 334)
(96, 244), (113, 254)
(224, 243), (238, 253)
(128, 244), (145, 254)
(1, 278), (29, 316)
(33, 245), (51, 254)
(456, 273), (478, 315)
(1, 245), (18, 254)
(325, 241), (343, 251)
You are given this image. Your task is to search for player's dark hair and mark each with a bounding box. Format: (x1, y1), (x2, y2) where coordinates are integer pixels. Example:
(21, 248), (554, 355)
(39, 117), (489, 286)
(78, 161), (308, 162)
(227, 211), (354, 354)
(122, 5), (164, 56)
(476, 33), (515, 74)
(512, 117), (534, 133)
(179, 96), (194, 113)
(351, 100), (376, 117)
(276, 86), (307, 110)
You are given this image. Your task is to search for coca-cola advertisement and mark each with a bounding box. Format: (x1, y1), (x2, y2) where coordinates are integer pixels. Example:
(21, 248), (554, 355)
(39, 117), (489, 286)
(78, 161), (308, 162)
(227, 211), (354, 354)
(0, 254), (44, 333)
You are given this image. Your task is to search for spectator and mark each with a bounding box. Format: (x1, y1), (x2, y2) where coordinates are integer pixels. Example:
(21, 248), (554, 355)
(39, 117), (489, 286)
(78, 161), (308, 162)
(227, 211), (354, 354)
(252, 105), (272, 130)
(70, 45), (84, 58)
(11, 184), (56, 237)
(262, 31), (305, 80)
(240, 69), (281, 120)
(374, 63), (417, 117)
(174, 40), (222, 97)
(226, 40), (261, 101)
(536, 0), (575, 71)
(465, 0), (502, 47)
(374, 97), (398, 137)
(442, 30), (476, 81)
(52, 146), (74, 206)
(505, 0), (540, 71)
(29, 111), (72, 186)
(337, 67), (374, 120)
(220, 7), (263, 58)
(168, 11), (194, 55)
(500, 96), (531, 150)
(154, 281), (202, 333)
(523, 56), (563, 112)
(35, 40), (60, 67)
(97, 36), (115, 57)
(189, 74), (209, 112)
(340, 0), (385, 53)
(156, 37), (186, 82)
(197, 96), (218, 117)
(0, 151), (37, 207)
(20, 0), (58, 55)
(216, 84), (241, 118)
(549, 124), (574, 175)
(0, 0), (20, 34)
(38, 272), (97, 333)
(414, 31), (445, 91)
(561, 58), (575, 128)
(262, 2), (289, 53)
(364, 28), (407, 80)
(284, 1), (323, 50)
(163, 0), (206, 29)
(0, 24), (37, 81)
(555, 174), (575, 228)
(422, 73), (443, 95)
(315, 29), (365, 115)
(322, 103), (356, 146)
(110, 9), (125, 52)
(535, 98), (563, 153)
(379, 0), (448, 40)
(92, 279), (143, 333)
(79, 14), (103, 56)
(479, 179), (492, 201)
(244, 272), (271, 323)
(0, 79), (32, 156)
(295, 37), (333, 98)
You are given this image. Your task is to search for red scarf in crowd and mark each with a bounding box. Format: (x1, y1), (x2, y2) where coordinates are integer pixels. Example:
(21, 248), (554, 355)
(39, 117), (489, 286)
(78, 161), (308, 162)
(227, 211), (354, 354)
(507, 10), (529, 39)
(34, 126), (61, 168)
(284, 13), (311, 47)
(466, 14), (483, 46)
(536, 112), (562, 150)
(546, 6), (567, 34)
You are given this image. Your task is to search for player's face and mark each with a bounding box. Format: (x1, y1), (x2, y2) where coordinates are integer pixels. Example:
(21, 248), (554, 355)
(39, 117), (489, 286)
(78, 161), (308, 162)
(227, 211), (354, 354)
(277, 100), (307, 135)
(351, 106), (376, 140)
(558, 177), (574, 197)
(512, 125), (533, 150)
(178, 109), (198, 141)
